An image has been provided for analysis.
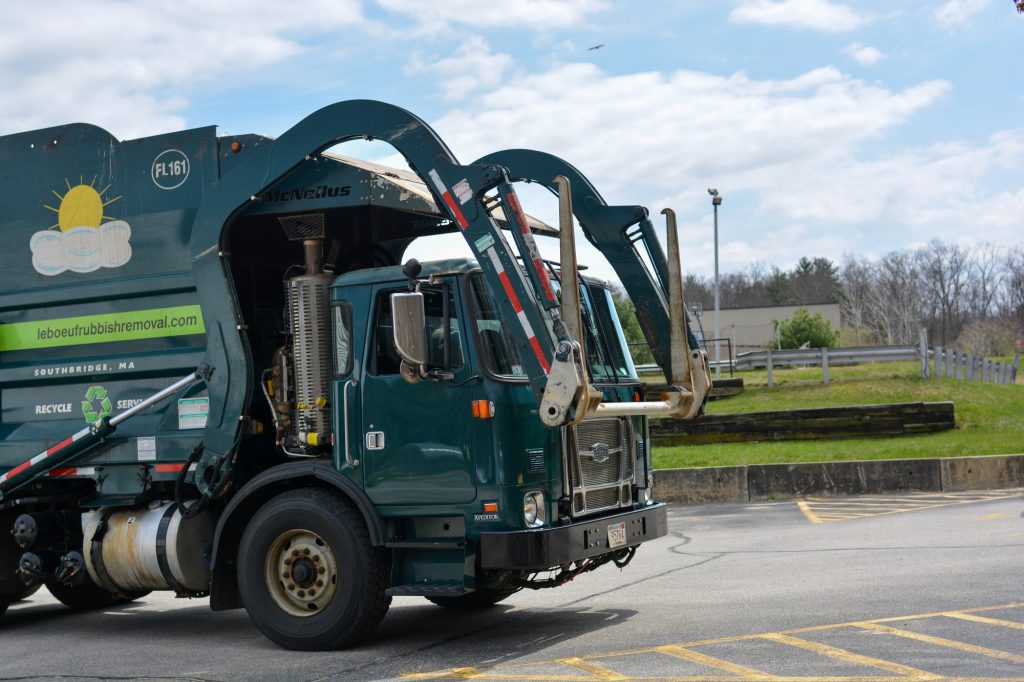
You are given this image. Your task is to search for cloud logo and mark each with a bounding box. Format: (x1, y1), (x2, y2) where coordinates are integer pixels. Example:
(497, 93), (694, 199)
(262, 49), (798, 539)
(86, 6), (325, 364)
(32, 178), (133, 277)
(31, 222), (133, 276)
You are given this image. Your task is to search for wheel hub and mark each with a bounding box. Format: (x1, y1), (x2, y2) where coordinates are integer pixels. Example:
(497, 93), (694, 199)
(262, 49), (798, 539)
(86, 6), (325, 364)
(264, 529), (338, 617)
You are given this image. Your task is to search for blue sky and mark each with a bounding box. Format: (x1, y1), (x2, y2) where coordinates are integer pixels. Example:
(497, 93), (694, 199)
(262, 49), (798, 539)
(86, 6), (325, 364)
(3, 0), (1021, 284)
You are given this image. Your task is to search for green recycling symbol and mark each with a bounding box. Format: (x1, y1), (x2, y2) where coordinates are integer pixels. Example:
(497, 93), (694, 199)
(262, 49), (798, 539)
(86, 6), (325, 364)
(81, 385), (112, 423)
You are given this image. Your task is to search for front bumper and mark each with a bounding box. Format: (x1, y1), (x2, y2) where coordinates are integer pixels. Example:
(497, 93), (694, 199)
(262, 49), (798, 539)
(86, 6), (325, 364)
(479, 503), (668, 570)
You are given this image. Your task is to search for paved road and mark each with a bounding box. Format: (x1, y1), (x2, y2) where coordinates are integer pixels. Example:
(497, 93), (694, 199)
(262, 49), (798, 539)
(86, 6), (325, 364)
(2, 489), (1022, 681)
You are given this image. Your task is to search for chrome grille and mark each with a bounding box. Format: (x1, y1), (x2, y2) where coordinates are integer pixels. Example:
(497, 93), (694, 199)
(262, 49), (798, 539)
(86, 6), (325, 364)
(565, 418), (634, 517)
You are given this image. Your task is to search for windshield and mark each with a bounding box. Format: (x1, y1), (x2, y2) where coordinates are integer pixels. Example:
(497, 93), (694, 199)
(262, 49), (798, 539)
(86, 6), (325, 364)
(469, 272), (637, 383)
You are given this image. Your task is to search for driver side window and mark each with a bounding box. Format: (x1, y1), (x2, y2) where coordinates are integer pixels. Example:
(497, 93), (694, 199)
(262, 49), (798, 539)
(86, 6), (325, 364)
(370, 287), (463, 376)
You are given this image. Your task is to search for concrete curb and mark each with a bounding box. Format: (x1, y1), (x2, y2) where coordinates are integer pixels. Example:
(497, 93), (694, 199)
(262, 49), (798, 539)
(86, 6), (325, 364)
(653, 454), (1024, 504)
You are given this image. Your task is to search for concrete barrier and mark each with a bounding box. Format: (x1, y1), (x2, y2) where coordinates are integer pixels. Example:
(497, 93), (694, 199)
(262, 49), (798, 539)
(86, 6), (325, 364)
(653, 466), (748, 505)
(940, 454), (1024, 491)
(653, 454), (1024, 504)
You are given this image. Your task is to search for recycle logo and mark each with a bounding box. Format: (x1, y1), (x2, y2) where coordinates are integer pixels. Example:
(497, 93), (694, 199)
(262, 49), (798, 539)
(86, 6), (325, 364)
(81, 385), (112, 423)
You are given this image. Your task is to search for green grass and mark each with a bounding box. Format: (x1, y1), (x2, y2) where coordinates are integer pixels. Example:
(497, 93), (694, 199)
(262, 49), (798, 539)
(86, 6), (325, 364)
(653, 361), (1024, 469)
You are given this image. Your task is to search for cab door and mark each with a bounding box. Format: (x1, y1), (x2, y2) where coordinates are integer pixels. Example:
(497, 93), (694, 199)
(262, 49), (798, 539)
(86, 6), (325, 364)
(358, 283), (477, 505)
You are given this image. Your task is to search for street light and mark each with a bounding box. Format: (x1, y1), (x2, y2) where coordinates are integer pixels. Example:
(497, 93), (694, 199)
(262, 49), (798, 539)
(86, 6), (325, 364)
(708, 188), (722, 379)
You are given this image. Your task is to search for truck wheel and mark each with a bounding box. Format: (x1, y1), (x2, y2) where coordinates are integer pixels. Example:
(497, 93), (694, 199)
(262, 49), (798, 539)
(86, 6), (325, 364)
(426, 570), (521, 609)
(237, 488), (391, 650)
(46, 581), (148, 610)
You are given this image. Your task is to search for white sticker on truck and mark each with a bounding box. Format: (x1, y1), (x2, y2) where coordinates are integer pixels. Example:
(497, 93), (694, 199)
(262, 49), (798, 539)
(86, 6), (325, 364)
(452, 179), (473, 205)
(177, 397), (209, 430)
(137, 436), (156, 462)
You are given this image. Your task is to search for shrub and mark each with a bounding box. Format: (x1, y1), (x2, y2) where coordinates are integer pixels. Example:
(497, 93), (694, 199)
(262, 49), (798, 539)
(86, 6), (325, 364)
(777, 307), (840, 349)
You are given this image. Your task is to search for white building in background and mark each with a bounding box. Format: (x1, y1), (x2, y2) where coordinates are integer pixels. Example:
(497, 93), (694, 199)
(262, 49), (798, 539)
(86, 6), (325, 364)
(690, 303), (842, 356)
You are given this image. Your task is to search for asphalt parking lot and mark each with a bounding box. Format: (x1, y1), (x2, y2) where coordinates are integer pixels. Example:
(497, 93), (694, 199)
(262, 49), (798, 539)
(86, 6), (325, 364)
(2, 488), (1022, 682)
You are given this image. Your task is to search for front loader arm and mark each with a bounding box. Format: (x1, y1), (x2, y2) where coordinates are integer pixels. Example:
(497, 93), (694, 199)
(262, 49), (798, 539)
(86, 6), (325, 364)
(473, 149), (700, 383)
(473, 149), (710, 422)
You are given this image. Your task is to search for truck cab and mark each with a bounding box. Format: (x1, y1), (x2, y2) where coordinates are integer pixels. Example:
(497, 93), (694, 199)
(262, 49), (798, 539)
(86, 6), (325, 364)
(330, 258), (652, 530)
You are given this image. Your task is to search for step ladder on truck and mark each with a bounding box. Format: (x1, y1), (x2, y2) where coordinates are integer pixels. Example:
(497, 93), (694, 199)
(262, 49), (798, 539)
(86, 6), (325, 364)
(0, 100), (709, 649)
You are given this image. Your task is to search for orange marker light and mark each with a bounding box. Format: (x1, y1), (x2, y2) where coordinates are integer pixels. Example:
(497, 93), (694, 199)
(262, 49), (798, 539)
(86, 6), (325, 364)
(471, 400), (495, 419)
(483, 502), (499, 513)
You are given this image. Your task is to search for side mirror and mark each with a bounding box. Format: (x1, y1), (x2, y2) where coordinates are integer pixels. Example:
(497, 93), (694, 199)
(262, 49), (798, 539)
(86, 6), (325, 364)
(391, 292), (427, 380)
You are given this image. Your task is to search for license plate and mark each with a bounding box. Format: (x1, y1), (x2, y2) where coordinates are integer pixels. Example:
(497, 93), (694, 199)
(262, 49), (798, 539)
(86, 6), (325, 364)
(607, 521), (626, 548)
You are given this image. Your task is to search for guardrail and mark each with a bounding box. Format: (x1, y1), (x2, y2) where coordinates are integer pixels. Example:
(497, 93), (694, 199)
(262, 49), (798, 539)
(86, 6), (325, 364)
(635, 338), (1019, 387)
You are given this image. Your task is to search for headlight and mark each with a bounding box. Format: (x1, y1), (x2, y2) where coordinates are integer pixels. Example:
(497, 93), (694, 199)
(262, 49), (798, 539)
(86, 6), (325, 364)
(523, 491), (546, 528)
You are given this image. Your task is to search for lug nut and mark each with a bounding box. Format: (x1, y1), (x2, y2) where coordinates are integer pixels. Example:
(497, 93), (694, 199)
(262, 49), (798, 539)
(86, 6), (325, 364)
(284, 558), (292, 566)
(312, 555), (320, 563)
(316, 580), (324, 587)
(302, 548), (310, 556)
(282, 572), (290, 580)
(308, 590), (316, 597)
(292, 550), (300, 557)
(318, 567), (326, 575)
(297, 589), (306, 598)
(287, 584), (295, 591)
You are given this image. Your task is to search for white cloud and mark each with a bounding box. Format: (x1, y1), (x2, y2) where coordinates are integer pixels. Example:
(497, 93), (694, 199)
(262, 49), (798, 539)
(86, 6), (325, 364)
(843, 43), (886, 66)
(411, 59), (1024, 279)
(729, 0), (867, 32)
(406, 37), (514, 100)
(376, 0), (607, 32)
(934, 0), (993, 27)
(0, 1), (365, 138)
(433, 63), (949, 196)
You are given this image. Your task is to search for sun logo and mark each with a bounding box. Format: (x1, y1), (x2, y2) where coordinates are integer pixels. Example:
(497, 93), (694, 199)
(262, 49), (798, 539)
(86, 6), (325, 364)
(30, 175), (133, 277)
(44, 176), (120, 232)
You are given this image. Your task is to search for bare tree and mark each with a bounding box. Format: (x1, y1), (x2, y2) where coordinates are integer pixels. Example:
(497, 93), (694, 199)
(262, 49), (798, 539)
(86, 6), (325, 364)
(838, 254), (873, 344)
(999, 247), (1024, 332)
(966, 243), (1003, 320)
(918, 240), (970, 346)
(866, 251), (925, 345)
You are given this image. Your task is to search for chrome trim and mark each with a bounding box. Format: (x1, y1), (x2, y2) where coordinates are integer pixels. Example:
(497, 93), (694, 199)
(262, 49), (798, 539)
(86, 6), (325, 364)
(342, 379), (359, 467)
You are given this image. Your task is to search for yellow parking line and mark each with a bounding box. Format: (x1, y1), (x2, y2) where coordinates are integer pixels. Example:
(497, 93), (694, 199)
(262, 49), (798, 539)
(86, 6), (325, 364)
(941, 611), (1024, 630)
(759, 632), (940, 679)
(404, 603), (1024, 680)
(854, 621), (1024, 665)
(657, 644), (772, 679)
(557, 657), (629, 681)
(796, 499), (824, 523)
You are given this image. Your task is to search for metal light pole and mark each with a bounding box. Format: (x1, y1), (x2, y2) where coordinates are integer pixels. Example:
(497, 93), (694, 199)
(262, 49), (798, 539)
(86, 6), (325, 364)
(708, 188), (722, 379)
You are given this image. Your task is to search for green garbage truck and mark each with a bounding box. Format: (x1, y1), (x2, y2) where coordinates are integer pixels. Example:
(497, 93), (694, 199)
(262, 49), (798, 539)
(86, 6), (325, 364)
(0, 100), (709, 649)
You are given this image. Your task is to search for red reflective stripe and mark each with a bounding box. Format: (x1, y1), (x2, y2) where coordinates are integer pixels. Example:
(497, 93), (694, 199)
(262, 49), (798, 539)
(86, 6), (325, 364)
(498, 272), (524, 313)
(46, 436), (74, 456)
(440, 192), (469, 229)
(155, 463), (186, 473)
(529, 336), (551, 373)
(506, 191), (531, 235)
(49, 468), (77, 477)
(7, 460), (32, 479)
(533, 257), (557, 302)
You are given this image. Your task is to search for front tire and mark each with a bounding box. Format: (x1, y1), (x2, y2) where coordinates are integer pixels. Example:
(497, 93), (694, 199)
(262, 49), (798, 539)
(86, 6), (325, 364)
(238, 488), (390, 650)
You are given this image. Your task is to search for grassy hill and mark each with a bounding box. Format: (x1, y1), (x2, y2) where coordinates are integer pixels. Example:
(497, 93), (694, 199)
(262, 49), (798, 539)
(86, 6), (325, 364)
(652, 361), (1024, 469)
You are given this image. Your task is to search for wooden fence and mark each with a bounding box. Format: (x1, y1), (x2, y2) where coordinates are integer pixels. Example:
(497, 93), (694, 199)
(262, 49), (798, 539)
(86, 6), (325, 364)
(650, 402), (955, 446)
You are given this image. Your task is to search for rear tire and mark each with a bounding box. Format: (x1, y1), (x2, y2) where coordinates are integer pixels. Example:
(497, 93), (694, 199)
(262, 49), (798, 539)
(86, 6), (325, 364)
(426, 570), (520, 609)
(238, 488), (391, 650)
(46, 581), (148, 610)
